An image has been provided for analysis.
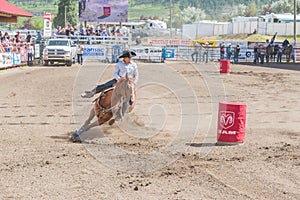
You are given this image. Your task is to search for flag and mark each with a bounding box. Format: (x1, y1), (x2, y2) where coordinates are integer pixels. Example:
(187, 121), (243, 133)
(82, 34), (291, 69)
(270, 32), (277, 45)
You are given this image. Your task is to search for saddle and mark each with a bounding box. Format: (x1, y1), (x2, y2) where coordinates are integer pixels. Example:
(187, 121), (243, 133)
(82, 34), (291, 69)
(93, 87), (115, 118)
(92, 87), (115, 103)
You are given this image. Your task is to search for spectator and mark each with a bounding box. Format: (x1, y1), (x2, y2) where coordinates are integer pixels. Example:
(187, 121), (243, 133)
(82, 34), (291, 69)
(220, 42), (225, 60)
(191, 41), (200, 63)
(80, 25), (86, 36)
(37, 31), (42, 42)
(14, 31), (21, 43)
(77, 42), (84, 65)
(26, 31), (32, 43)
(253, 43), (259, 64)
(260, 44), (266, 64)
(101, 29), (108, 37)
(226, 43), (233, 60)
(26, 43), (34, 66)
(135, 36), (141, 45)
(12, 44), (18, 52)
(2, 32), (10, 45)
(265, 39), (270, 48)
(122, 42), (129, 51)
(277, 45), (283, 63)
(203, 42), (209, 63)
(65, 25), (70, 36)
(234, 44), (240, 64)
(162, 46), (167, 63)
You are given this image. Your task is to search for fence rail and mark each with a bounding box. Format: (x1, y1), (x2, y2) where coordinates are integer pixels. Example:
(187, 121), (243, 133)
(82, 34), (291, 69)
(48, 35), (132, 45)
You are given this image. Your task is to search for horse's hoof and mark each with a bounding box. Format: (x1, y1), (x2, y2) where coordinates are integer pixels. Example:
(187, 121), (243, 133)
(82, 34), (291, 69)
(108, 119), (115, 125)
(70, 131), (81, 142)
(70, 129), (84, 142)
(71, 136), (82, 143)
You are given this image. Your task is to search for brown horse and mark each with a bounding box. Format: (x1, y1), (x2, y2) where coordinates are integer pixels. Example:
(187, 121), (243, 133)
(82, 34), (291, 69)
(266, 45), (279, 63)
(71, 75), (136, 142)
(282, 45), (293, 62)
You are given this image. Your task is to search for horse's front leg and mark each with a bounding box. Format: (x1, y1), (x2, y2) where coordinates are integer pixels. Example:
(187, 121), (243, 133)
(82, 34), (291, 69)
(82, 107), (96, 127)
(70, 119), (100, 142)
(71, 108), (96, 141)
(82, 120), (100, 131)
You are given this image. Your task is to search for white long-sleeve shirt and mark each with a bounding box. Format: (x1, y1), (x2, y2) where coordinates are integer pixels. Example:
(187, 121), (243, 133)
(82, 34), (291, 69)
(113, 60), (139, 84)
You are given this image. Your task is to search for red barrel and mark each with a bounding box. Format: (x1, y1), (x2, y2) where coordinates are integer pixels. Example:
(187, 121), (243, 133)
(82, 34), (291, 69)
(220, 60), (230, 74)
(217, 102), (246, 144)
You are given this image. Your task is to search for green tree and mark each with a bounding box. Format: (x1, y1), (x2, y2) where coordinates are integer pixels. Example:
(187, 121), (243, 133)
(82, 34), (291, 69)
(31, 16), (44, 30)
(261, 4), (272, 14)
(245, 2), (258, 16)
(271, 0), (294, 13)
(181, 6), (206, 24)
(53, 0), (77, 28)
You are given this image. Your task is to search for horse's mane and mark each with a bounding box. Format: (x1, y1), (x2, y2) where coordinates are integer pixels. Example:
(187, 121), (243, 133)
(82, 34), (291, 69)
(111, 75), (134, 106)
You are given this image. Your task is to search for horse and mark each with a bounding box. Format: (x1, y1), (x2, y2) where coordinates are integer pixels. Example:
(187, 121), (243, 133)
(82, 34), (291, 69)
(265, 45), (278, 63)
(71, 75), (136, 142)
(282, 45), (293, 62)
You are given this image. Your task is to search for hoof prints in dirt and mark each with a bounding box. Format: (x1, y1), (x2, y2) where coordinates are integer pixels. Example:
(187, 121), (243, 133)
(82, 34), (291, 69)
(230, 71), (288, 83)
(0, 102), (75, 125)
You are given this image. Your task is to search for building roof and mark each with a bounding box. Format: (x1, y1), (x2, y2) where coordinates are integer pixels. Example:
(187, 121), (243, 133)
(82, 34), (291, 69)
(0, 0), (33, 17)
(262, 13), (300, 23)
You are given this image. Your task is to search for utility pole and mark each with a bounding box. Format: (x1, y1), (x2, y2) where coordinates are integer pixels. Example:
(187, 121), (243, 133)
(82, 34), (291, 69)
(64, 5), (67, 27)
(294, 0), (296, 63)
(170, 0), (172, 38)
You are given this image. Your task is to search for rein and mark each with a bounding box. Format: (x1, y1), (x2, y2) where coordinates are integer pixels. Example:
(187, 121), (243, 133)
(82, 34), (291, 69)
(95, 78), (133, 116)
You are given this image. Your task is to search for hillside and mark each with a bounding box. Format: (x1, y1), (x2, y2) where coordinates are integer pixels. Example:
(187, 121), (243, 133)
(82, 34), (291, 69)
(7, 0), (281, 21)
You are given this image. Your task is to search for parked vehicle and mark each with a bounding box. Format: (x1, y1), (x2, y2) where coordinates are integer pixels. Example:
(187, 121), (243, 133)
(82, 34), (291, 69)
(42, 38), (77, 66)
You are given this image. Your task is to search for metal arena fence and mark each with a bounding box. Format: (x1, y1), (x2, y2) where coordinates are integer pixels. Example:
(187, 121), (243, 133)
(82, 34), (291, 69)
(1, 35), (299, 68)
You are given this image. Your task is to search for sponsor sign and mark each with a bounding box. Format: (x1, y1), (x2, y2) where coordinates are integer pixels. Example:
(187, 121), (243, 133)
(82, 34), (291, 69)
(151, 39), (190, 46)
(83, 45), (106, 59)
(44, 13), (52, 37)
(164, 48), (175, 58)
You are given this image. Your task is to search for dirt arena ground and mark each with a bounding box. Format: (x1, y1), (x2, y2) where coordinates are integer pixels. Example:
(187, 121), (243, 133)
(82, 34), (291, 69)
(0, 60), (299, 199)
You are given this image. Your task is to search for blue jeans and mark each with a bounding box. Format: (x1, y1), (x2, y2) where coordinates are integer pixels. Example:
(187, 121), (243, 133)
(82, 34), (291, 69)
(77, 54), (83, 64)
(95, 78), (117, 93)
(27, 53), (33, 66)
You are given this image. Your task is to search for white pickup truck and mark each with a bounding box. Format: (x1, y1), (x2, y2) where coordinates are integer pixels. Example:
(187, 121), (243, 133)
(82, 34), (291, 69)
(43, 38), (77, 66)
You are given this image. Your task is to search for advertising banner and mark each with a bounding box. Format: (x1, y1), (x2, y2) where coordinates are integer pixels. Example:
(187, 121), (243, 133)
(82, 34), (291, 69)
(150, 39), (190, 46)
(83, 45), (106, 59)
(79, 0), (128, 22)
(44, 13), (52, 37)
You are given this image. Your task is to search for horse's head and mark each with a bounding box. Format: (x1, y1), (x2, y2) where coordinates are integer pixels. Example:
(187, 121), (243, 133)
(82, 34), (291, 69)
(113, 74), (135, 103)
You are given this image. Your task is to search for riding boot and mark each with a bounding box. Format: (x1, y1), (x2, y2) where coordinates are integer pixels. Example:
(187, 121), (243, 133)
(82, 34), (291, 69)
(81, 90), (95, 98)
